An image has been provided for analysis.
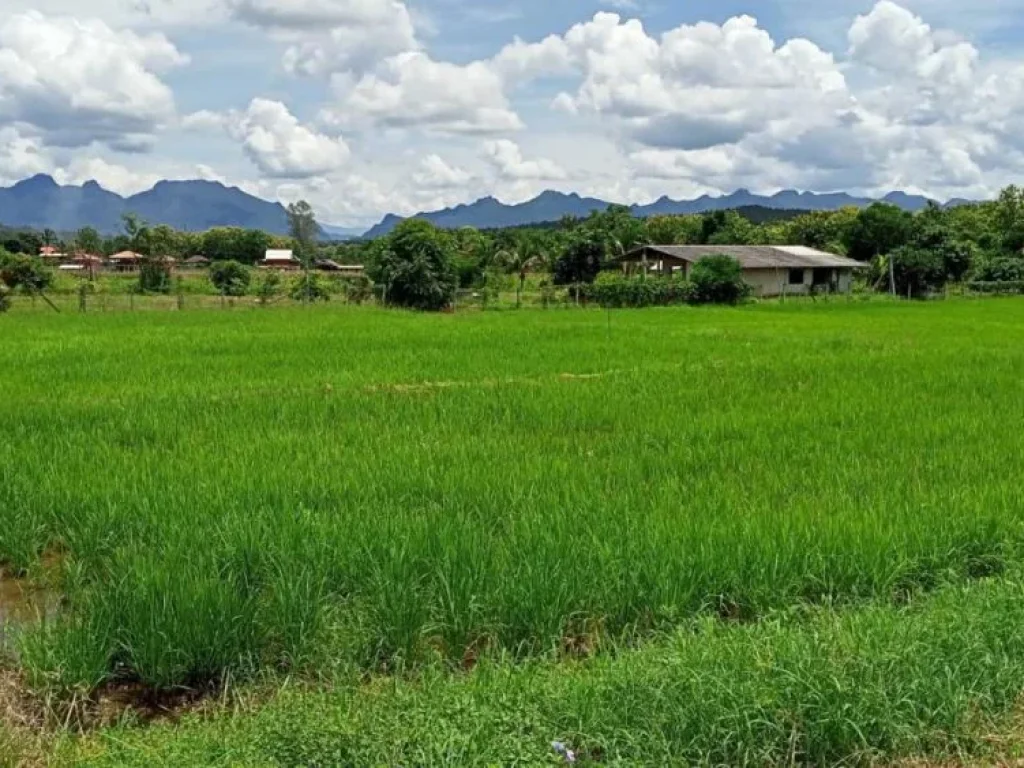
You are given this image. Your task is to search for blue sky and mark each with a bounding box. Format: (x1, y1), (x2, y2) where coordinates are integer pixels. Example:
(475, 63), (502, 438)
(2, 0), (1024, 226)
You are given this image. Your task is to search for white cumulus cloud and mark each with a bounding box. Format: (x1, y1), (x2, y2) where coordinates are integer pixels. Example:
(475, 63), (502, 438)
(227, 98), (351, 178)
(0, 11), (187, 151)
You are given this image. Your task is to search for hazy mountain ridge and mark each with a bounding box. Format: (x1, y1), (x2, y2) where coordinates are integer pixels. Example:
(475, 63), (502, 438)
(0, 175), (971, 240)
(364, 188), (951, 238)
(0, 175), (291, 235)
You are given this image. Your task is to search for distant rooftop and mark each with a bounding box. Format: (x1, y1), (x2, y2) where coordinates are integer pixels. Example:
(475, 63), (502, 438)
(264, 249), (297, 262)
(623, 245), (867, 270)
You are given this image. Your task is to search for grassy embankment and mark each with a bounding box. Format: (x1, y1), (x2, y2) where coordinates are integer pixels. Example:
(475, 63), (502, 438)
(2, 299), (1024, 764)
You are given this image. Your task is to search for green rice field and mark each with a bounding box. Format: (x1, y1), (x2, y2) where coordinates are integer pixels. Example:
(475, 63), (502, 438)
(3, 299), (1024, 764)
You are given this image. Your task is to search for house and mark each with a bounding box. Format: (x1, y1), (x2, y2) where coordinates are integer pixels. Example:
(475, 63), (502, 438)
(38, 246), (66, 263)
(315, 259), (364, 275)
(183, 255), (210, 268)
(108, 251), (143, 272)
(69, 253), (104, 277)
(260, 249), (300, 270)
(620, 245), (869, 297)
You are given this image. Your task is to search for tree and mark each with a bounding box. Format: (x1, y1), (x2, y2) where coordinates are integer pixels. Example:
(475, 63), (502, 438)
(553, 233), (605, 286)
(287, 201), (319, 267)
(368, 219), (457, 311)
(209, 260), (252, 296)
(496, 240), (548, 308)
(843, 203), (913, 262)
(75, 226), (102, 255)
(688, 255), (751, 305)
(890, 246), (947, 298)
(122, 213), (149, 254)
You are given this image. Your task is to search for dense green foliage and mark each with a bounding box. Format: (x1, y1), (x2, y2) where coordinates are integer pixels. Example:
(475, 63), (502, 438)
(0, 248), (54, 294)
(689, 254), (752, 304)
(9, 185), (1024, 304)
(585, 272), (693, 308)
(368, 219), (458, 310)
(208, 260), (252, 297)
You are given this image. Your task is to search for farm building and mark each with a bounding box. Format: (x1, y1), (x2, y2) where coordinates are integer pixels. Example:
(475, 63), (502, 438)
(260, 249), (300, 270)
(183, 255), (210, 268)
(620, 245), (868, 297)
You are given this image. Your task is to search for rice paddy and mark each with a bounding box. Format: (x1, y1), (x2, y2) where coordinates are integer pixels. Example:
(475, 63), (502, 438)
(3, 298), (1024, 764)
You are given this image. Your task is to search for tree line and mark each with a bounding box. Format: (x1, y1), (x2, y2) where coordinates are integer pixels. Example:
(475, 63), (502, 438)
(4, 187), (1024, 311)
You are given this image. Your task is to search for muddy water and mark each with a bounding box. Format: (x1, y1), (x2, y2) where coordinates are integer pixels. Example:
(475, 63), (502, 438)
(0, 572), (60, 649)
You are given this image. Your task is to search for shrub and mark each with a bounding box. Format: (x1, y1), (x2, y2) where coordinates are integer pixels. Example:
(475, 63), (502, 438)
(342, 275), (374, 305)
(138, 259), (173, 294)
(973, 256), (1024, 283)
(967, 281), (1024, 295)
(209, 260), (252, 297)
(256, 272), (283, 306)
(0, 284), (10, 313)
(585, 272), (693, 308)
(688, 256), (751, 305)
(0, 251), (54, 293)
(289, 272), (331, 303)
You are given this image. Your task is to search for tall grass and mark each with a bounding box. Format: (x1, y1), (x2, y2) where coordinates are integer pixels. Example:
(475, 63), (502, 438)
(69, 576), (1024, 766)
(2, 301), (1024, 691)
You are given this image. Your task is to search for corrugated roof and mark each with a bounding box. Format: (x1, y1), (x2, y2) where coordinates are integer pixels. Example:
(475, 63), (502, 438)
(625, 245), (867, 270)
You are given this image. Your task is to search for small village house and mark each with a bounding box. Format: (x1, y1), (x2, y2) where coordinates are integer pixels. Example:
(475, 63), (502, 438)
(38, 245), (66, 263)
(315, 259), (365, 276)
(67, 253), (104, 278)
(620, 245), (868, 297)
(183, 255), (210, 269)
(108, 251), (144, 273)
(260, 249), (301, 271)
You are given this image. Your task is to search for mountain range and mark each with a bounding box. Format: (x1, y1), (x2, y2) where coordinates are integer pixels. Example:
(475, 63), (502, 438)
(0, 175), (969, 240)
(363, 189), (946, 238)
(0, 175), (292, 235)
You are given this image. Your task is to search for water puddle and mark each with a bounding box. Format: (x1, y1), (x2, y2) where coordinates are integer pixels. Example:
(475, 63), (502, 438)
(0, 569), (61, 650)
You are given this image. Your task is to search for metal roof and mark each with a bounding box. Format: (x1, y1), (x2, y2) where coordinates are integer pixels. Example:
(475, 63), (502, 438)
(264, 249), (297, 261)
(624, 245), (868, 270)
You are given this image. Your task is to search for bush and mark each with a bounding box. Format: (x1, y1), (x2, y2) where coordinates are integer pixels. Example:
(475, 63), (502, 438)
(209, 260), (252, 297)
(0, 251), (54, 293)
(0, 284), (10, 313)
(585, 272), (694, 308)
(342, 275), (374, 305)
(138, 259), (173, 294)
(967, 281), (1024, 295)
(688, 256), (751, 305)
(973, 256), (1024, 283)
(289, 272), (331, 303)
(256, 272), (283, 306)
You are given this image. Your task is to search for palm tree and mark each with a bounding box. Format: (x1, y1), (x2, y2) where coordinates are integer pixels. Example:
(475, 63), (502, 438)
(496, 242), (549, 309)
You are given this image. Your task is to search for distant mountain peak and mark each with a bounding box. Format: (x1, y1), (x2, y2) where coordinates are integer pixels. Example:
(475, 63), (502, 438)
(363, 187), (960, 238)
(0, 176), (293, 234)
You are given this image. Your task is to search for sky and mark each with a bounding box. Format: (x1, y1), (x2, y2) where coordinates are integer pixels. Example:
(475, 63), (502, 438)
(2, 0), (1024, 227)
